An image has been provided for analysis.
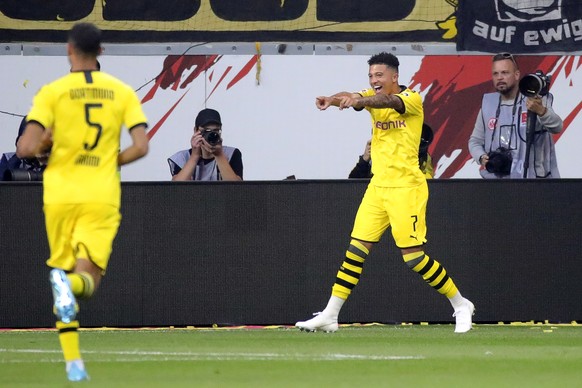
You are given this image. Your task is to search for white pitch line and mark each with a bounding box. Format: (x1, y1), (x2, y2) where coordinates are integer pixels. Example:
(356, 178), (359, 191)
(0, 348), (424, 362)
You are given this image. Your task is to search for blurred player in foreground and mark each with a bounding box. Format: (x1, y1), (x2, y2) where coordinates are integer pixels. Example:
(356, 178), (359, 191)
(17, 22), (149, 381)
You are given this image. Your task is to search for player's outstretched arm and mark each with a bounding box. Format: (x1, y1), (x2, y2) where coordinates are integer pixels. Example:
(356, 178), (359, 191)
(316, 92), (360, 110)
(358, 94), (404, 111)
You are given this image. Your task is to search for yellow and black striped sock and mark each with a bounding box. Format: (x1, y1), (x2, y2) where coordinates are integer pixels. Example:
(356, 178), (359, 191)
(331, 240), (369, 300)
(67, 272), (95, 299)
(56, 320), (82, 362)
(403, 251), (458, 298)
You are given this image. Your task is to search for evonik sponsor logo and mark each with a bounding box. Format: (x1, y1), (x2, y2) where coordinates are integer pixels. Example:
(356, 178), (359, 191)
(375, 120), (407, 130)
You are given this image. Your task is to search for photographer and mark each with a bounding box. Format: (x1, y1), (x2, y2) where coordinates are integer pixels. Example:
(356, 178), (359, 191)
(0, 116), (48, 181)
(468, 52), (563, 179)
(168, 108), (243, 181)
(349, 123), (435, 179)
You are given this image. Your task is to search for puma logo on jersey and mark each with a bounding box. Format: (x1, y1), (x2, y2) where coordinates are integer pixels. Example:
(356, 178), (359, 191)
(75, 154), (100, 167)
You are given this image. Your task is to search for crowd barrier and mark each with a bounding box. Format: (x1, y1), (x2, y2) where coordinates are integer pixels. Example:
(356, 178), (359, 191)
(1, 179), (580, 328)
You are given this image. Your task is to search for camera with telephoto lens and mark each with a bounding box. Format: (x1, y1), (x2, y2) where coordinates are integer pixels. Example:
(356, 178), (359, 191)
(3, 157), (45, 181)
(519, 70), (552, 97)
(201, 130), (221, 146)
(4, 168), (43, 181)
(486, 147), (512, 177)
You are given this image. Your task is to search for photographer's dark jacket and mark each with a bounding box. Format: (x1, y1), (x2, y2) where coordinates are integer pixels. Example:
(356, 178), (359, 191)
(0, 116), (46, 181)
(167, 146), (242, 181)
(348, 154), (434, 179)
(468, 92), (563, 179)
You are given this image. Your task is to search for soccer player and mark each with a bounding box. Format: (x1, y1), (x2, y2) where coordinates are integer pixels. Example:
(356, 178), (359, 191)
(296, 52), (474, 333)
(16, 22), (149, 381)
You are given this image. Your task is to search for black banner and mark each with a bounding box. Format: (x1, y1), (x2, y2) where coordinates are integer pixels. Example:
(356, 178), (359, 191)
(457, 0), (582, 53)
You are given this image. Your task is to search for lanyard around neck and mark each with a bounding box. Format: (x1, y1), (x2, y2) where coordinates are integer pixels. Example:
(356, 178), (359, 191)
(489, 92), (522, 153)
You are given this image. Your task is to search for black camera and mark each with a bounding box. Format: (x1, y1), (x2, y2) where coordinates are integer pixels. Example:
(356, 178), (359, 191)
(486, 147), (512, 177)
(3, 168), (44, 181)
(419, 123), (434, 157)
(519, 70), (551, 97)
(201, 130), (221, 146)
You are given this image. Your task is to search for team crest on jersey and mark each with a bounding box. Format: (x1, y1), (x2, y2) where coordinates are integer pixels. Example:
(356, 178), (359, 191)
(488, 118), (497, 130)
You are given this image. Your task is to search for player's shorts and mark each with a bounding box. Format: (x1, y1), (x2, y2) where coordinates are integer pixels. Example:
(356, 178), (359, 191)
(44, 203), (121, 273)
(351, 182), (428, 248)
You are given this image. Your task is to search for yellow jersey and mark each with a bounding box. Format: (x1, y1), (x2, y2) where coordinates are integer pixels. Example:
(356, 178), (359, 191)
(359, 87), (425, 187)
(27, 71), (147, 207)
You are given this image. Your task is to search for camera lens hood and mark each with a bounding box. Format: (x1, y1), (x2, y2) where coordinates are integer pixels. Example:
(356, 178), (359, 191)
(519, 74), (545, 97)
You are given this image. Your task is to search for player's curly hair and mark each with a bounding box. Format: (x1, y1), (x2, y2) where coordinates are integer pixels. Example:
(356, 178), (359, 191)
(368, 52), (399, 72)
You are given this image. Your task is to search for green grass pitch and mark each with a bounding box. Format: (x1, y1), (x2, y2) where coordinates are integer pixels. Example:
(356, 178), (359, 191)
(1, 324), (581, 387)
